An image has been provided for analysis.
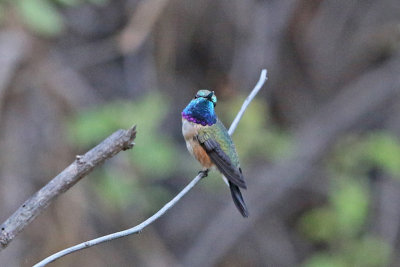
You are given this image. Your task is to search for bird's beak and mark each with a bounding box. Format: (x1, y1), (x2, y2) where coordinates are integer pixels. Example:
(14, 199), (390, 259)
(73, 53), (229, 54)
(206, 91), (214, 100)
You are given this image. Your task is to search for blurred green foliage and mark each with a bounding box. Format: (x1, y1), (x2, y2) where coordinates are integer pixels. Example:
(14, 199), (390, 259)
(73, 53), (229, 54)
(68, 93), (177, 213)
(93, 166), (172, 213)
(0, 5), (4, 22)
(221, 96), (292, 162)
(69, 93), (178, 178)
(0, 0), (108, 37)
(17, 0), (64, 36)
(300, 131), (400, 267)
(364, 132), (400, 177)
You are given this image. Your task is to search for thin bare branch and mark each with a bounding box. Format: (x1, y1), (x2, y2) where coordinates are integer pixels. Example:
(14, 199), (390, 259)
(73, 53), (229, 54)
(34, 69), (268, 266)
(34, 172), (205, 267)
(228, 69), (268, 135)
(0, 126), (137, 251)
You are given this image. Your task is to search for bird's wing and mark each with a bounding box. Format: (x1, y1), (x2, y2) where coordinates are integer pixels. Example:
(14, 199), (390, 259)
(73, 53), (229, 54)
(197, 125), (246, 189)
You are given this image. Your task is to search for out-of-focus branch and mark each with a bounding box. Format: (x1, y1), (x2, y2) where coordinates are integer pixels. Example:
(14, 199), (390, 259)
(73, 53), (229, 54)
(66, 0), (171, 69)
(0, 126), (137, 251)
(0, 31), (29, 92)
(118, 0), (171, 54)
(183, 55), (400, 267)
(33, 69), (268, 267)
(0, 31), (30, 120)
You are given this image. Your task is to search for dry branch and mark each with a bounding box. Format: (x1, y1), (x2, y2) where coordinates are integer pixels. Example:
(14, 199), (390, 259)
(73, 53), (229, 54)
(118, 0), (171, 54)
(0, 31), (30, 120)
(0, 126), (137, 251)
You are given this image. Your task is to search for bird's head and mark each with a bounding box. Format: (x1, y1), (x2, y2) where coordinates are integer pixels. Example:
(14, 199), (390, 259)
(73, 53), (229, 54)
(195, 90), (217, 106)
(182, 90), (217, 126)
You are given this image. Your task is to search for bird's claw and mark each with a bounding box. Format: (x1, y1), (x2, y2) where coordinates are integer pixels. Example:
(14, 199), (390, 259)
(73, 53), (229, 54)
(198, 169), (209, 178)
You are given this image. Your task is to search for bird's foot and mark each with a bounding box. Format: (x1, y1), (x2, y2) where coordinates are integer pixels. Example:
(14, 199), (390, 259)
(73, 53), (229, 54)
(198, 169), (209, 178)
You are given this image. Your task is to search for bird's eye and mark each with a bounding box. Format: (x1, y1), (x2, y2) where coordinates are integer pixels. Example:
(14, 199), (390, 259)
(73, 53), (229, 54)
(195, 95), (199, 99)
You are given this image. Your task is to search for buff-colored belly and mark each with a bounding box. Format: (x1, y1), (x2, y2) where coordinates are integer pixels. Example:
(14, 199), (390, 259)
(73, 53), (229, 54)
(182, 118), (214, 169)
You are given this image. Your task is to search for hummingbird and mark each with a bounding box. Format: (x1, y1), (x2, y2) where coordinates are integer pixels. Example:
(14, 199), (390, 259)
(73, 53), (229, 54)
(182, 90), (249, 217)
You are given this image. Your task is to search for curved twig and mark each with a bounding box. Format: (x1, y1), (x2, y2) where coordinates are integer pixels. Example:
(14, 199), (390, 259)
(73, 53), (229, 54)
(34, 172), (205, 267)
(228, 69), (267, 135)
(34, 69), (268, 267)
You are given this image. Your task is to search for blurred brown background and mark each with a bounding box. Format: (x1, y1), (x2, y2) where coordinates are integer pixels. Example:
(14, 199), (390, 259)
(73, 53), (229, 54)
(1, 0), (400, 266)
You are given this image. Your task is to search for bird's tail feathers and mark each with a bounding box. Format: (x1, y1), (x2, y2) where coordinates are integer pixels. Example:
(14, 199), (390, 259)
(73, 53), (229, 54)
(229, 181), (249, 217)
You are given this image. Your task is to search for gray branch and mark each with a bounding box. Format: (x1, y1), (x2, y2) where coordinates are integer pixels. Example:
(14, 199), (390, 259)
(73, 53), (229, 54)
(0, 126), (137, 251)
(0, 31), (30, 121)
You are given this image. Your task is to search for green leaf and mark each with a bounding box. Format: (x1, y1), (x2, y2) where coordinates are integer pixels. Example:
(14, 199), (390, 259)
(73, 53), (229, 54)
(142, 185), (172, 213)
(346, 236), (391, 267)
(0, 5), (4, 23)
(17, 0), (64, 37)
(94, 168), (138, 209)
(93, 165), (172, 213)
(331, 178), (369, 236)
(364, 132), (400, 177)
(67, 105), (122, 146)
(87, 0), (108, 6)
(53, 0), (80, 6)
(303, 253), (347, 267)
(221, 96), (291, 161)
(331, 135), (368, 175)
(298, 207), (338, 243)
(130, 137), (176, 178)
